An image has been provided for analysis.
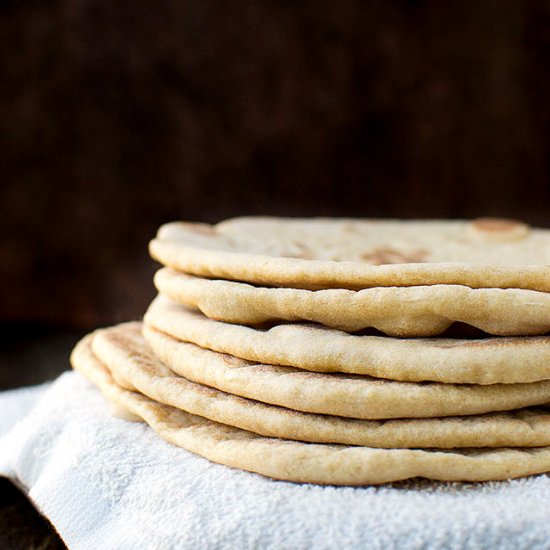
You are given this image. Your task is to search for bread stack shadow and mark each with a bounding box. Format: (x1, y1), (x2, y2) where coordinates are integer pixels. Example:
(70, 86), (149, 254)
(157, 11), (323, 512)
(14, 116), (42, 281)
(71, 217), (550, 485)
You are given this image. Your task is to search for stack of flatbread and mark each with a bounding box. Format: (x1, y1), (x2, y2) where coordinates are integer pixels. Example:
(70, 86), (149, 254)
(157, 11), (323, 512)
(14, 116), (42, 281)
(71, 217), (550, 485)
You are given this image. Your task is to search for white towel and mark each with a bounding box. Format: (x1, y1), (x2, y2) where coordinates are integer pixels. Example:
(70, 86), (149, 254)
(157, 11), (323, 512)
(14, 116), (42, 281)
(1, 371), (550, 550)
(0, 382), (51, 439)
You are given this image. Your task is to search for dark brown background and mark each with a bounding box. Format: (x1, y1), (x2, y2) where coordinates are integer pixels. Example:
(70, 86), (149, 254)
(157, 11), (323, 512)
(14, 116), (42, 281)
(0, 1), (549, 546)
(2, 0), (550, 337)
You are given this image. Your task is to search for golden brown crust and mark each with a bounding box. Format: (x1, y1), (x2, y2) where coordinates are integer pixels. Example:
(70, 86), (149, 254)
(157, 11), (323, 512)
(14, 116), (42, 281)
(70, 328), (550, 485)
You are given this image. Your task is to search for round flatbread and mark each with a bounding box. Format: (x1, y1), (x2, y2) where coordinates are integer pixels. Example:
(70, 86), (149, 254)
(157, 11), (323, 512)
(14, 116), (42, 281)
(71, 331), (550, 485)
(144, 296), (550, 385)
(149, 217), (550, 291)
(89, 322), (550, 448)
(155, 268), (550, 336)
(139, 319), (550, 419)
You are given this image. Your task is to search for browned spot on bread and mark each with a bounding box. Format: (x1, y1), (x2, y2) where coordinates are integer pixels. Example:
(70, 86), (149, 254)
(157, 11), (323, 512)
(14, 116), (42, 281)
(180, 222), (217, 236)
(467, 218), (530, 242)
(360, 247), (428, 265)
(471, 217), (525, 233)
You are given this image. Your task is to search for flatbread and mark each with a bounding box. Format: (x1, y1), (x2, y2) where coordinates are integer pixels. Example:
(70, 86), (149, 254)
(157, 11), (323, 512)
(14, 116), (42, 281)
(144, 296), (550, 385)
(155, 268), (550, 336)
(149, 217), (550, 291)
(139, 320), (550, 419)
(71, 331), (550, 484)
(89, 322), (550, 448)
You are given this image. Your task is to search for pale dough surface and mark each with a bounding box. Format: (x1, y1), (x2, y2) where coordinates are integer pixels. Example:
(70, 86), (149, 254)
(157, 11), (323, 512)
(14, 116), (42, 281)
(71, 331), (550, 485)
(89, 322), (550, 449)
(145, 296), (550, 385)
(149, 217), (550, 291)
(155, 268), (550, 336)
(139, 319), (550, 419)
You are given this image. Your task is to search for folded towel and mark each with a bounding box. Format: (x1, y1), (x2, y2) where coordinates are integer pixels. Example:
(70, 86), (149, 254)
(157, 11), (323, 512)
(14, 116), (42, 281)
(0, 382), (51, 439)
(1, 372), (550, 550)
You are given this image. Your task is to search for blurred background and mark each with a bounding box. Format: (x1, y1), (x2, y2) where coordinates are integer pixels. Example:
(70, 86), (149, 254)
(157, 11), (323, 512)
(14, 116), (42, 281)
(0, 2), (549, 545)
(1, 0), (550, 390)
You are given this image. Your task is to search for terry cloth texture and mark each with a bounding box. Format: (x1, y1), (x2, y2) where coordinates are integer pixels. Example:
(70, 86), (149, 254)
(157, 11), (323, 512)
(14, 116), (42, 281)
(1, 372), (550, 550)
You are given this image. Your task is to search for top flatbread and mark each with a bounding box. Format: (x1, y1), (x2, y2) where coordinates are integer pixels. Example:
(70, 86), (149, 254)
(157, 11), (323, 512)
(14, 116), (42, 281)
(149, 217), (550, 291)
